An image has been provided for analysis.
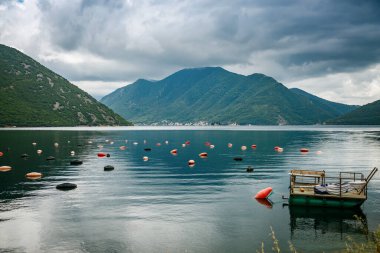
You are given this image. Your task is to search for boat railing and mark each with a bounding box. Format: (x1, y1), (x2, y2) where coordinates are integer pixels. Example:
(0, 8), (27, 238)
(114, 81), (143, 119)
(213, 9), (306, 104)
(290, 168), (378, 197)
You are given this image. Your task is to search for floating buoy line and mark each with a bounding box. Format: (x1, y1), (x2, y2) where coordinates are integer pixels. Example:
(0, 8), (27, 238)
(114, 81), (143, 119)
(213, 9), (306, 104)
(5, 139), (318, 198)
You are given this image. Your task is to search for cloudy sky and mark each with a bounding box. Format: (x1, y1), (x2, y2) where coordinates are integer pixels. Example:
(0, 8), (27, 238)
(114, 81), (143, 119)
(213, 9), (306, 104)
(1, 0), (380, 105)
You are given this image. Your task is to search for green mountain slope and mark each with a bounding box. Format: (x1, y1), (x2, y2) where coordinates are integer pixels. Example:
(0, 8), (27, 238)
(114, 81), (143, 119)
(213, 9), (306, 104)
(101, 67), (356, 125)
(0, 44), (131, 127)
(327, 100), (380, 125)
(290, 88), (358, 117)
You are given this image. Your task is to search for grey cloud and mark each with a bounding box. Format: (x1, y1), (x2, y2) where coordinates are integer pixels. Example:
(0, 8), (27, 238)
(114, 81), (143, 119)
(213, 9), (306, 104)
(1, 0), (380, 103)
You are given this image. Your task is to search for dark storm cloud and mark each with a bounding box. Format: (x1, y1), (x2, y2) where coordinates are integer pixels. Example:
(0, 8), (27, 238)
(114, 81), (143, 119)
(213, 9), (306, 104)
(24, 0), (380, 80)
(1, 0), (379, 103)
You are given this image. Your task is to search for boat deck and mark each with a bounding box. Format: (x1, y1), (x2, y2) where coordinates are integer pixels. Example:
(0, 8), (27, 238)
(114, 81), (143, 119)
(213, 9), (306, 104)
(291, 185), (366, 200)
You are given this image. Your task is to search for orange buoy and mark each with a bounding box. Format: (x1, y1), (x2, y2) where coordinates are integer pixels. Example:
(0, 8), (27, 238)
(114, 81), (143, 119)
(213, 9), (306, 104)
(188, 160), (195, 166)
(97, 152), (106, 157)
(0, 152), (3, 157)
(199, 152), (208, 158)
(170, 149), (178, 155)
(0, 166), (11, 172)
(255, 187), (273, 199)
(251, 144), (257, 149)
(300, 148), (309, 153)
(26, 172), (42, 179)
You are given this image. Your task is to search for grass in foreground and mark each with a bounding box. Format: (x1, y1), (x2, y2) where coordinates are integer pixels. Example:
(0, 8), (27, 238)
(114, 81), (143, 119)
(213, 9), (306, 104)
(258, 225), (380, 253)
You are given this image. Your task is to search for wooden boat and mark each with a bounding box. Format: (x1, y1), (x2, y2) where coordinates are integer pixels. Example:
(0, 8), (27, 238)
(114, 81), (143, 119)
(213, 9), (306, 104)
(288, 167), (378, 208)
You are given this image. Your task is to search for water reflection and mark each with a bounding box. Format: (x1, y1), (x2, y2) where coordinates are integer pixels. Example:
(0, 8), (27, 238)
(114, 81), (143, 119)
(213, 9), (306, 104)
(0, 127), (379, 253)
(289, 206), (368, 252)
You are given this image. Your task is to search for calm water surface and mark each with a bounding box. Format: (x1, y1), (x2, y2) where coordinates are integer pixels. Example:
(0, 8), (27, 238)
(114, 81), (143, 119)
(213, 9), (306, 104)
(0, 126), (379, 252)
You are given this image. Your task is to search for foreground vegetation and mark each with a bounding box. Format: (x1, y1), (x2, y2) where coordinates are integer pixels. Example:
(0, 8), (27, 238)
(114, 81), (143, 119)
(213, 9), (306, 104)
(259, 224), (380, 253)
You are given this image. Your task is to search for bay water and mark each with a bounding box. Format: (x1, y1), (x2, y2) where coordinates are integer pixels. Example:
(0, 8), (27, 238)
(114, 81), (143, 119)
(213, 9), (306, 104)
(0, 126), (379, 252)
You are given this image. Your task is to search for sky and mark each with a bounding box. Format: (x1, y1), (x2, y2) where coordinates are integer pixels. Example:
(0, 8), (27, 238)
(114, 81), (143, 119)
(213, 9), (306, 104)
(1, 0), (380, 105)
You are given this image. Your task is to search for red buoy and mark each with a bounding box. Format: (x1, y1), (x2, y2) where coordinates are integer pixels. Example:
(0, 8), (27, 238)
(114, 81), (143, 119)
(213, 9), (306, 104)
(255, 187), (273, 199)
(274, 146), (280, 150)
(188, 159), (195, 165)
(204, 142), (211, 147)
(97, 152), (106, 157)
(300, 148), (309, 153)
(170, 149), (178, 155)
(185, 141), (191, 145)
(199, 152), (208, 158)
(251, 144), (257, 149)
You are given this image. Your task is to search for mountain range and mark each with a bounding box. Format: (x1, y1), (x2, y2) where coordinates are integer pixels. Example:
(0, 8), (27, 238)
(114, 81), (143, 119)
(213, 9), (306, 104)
(101, 67), (358, 125)
(328, 99), (380, 125)
(0, 44), (131, 127)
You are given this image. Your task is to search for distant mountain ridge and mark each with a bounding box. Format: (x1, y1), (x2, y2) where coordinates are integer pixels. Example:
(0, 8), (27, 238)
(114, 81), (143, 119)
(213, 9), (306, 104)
(101, 67), (357, 125)
(327, 99), (380, 125)
(0, 44), (131, 127)
(290, 88), (359, 116)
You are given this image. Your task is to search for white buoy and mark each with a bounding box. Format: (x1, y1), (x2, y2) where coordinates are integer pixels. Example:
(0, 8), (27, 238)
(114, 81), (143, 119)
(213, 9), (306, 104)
(32, 142), (37, 146)
(165, 140), (169, 144)
(241, 145), (247, 151)
(37, 149), (42, 154)
(54, 142), (59, 147)
(98, 145), (103, 149)
(277, 147), (284, 152)
(210, 145), (215, 149)
(316, 151), (323, 155)
(133, 142), (138, 145)
(143, 140), (147, 144)
(70, 151), (75, 156)
(110, 141), (114, 145)
(67, 141), (70, 143)
(88, 141), (93, 144)
(182, 144), (186, 148)
(228, 143), (233, 148)
(105, 140), (109, 143)
(125, 140), (128, 143)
